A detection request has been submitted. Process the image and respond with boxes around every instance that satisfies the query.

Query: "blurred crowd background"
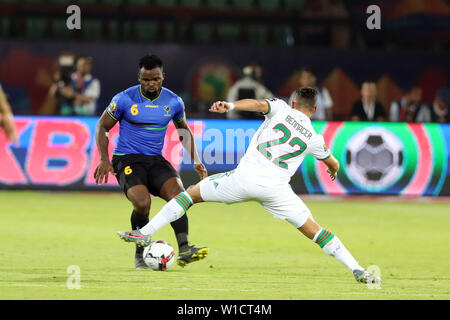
[0,0,449,122]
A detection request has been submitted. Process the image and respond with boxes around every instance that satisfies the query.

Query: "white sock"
[314,228,363,271]
[139,192,193,236]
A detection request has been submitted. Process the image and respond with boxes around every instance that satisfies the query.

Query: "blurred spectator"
[430,88,450,123]
[50,55,100,116]
[226,63,273,120]
[389,86,430,122]
[0,83,18,143]
[288,67,333,120]
[350,81,386,121]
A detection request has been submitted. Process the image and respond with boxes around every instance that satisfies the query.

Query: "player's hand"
[0,113,18,144]
[94,160,116,185]
[327,169,337,181]
[194,163,208,180]
[209,101,231,114]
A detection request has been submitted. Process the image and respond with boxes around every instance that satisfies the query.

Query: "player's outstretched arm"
[0,85,18,143]
[174,118,207,180]
[209,99,269,114]
[322,155,340,181]
[94,111,117,184]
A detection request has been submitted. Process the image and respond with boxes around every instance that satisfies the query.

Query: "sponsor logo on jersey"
[145,104,158,108]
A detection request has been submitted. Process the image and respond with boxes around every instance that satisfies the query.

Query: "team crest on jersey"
[164,105,171,116]
[108,101,117,113]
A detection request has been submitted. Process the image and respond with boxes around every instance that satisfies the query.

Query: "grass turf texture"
[0,191,449,300]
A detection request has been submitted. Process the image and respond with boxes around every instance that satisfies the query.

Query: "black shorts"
[112,154,180,197]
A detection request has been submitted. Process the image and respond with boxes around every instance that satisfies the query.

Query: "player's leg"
[122,170,243,240]
[127,185,151,229]
[158,176,191,251]
[136,181,200,237]
[298,218,380,284]
[145,157,209,266]
[161,179,209,267]
[158,176,209,266]
[262,186,380,284]
[144,158,192,251]
[112,159,152,269]
[126,184,152,259]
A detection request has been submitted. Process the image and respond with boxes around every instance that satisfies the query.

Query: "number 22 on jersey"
[257,123,307,169]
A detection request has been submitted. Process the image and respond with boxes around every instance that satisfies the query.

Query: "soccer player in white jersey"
[118,87,381,284]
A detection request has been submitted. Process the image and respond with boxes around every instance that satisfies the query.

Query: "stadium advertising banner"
[1,117,449,196]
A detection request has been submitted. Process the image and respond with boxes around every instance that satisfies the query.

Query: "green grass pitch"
[0,191,449,300]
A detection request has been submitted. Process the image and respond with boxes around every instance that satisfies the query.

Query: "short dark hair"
[139,54,163,70]
[295,87,318,110]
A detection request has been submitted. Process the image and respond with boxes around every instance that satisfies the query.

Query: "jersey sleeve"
[173,96,185,122]
[106,93,126,121]
[309,134,331,161]
[263,98,288,118]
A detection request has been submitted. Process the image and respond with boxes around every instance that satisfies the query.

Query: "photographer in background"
[226,62,273,120]
[50,55,100,116]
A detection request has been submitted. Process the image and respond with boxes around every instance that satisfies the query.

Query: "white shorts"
[199,168,312,228]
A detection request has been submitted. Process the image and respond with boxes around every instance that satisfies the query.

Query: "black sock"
[131,210,149,255]
[171,214,189,251]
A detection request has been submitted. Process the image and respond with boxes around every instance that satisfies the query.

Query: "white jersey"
[237,98,330,186]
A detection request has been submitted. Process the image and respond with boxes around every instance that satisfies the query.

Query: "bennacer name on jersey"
[285,115,313,140]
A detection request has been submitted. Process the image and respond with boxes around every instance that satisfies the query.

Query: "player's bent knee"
[187,184,203,203]
[131,196,151,213]
[159,177,185,201]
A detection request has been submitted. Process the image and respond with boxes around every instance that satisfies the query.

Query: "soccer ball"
[346,128,403,190]
[142,240,175,271]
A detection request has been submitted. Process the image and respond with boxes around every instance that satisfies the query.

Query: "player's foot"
[135,251,149,270]
[176,245,210,268]
[117,228,151,247]
[353,269,382,284]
